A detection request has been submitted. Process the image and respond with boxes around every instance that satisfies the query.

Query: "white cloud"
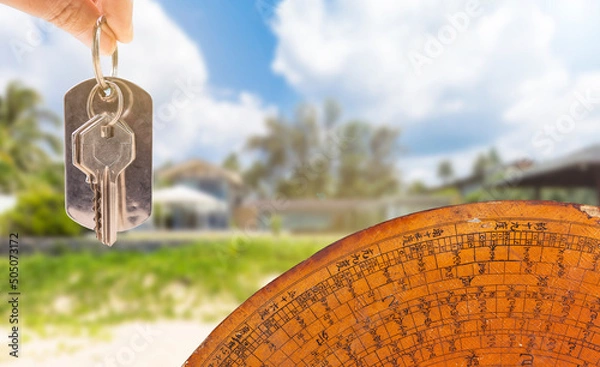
[501,71,600,159]
[0,0,274,165]
[271,0,600,184]
[272,0,562,123]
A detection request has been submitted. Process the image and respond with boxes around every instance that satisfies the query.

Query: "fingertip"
[99,30,117,55]
[118,24,133,44]
[103,0,134,43]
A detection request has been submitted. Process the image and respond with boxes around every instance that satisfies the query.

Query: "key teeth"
[92,183,103,241]
[92,183,114,247]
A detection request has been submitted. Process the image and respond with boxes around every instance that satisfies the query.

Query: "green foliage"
[1,236,329,334]
[544,188,596,204]
[464,186,597,204]
[270,214,282,235]
[243,161,268,195]
[366,125,401,195]
[331,121,368,197]
[464,189,489,203]
[222,152,241,172]
[408,180,428,194]
[0,81,61,193]
[437,160,454,184]
[333,121,401,198]
[472,147,502,178]
[245,101,401,199]
[2,188,82,236]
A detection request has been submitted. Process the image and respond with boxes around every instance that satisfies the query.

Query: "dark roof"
[506,145,600,188]
[445,174,483,189]
[435,159,534,191]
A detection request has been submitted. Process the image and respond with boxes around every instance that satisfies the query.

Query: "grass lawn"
[7,234,337,336]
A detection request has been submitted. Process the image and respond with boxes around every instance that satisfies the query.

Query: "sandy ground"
[0,321,219,367]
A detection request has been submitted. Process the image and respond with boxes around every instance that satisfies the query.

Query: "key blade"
[100,166,118,246]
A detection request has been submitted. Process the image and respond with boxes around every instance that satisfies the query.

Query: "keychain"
[64,16,153,246]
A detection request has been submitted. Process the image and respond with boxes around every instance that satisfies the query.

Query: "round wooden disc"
[184,201,600,366]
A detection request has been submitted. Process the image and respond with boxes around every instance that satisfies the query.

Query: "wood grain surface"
[184,201,600,366]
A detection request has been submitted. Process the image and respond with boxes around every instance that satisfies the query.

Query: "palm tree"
[245,116,290,187]
[222,152,241,172]
[437,160,454,185]
[472,148,502,178]
[246,103,327,198]
[245,101,402,199]
[0,82,61,193]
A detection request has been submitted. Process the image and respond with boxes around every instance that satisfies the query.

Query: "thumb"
[1,0,116,54]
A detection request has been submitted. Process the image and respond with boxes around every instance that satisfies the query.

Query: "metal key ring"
[92,15,119,98]
[87,80,124,127]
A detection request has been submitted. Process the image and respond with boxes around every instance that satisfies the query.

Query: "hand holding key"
[65,16,152,246]
[0,0,133,54]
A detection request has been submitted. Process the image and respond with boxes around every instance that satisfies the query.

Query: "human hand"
[0,0,133,54]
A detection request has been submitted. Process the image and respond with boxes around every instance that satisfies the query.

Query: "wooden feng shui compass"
[184,201,600,366]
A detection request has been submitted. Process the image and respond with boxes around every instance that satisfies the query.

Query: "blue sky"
[158,0,296,112]
[2,0,600,186]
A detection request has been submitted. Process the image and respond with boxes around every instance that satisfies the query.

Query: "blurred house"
[153,159,244,230]
[154,185,228,229]
[150,159,458,233]
[435,145,600,205]
[495,144,600,202]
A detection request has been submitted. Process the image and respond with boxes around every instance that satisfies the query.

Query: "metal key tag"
[64,16,152,243]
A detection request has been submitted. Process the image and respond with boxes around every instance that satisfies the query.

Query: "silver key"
[74,116,136,245]
[64,16,152,244]
[65,78,153,233]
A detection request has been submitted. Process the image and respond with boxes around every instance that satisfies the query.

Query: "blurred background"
[2,0,600,365]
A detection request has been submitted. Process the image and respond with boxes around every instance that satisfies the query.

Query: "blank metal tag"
[64,77,152,231]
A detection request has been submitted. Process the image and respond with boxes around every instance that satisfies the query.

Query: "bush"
[1,188,82,236]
